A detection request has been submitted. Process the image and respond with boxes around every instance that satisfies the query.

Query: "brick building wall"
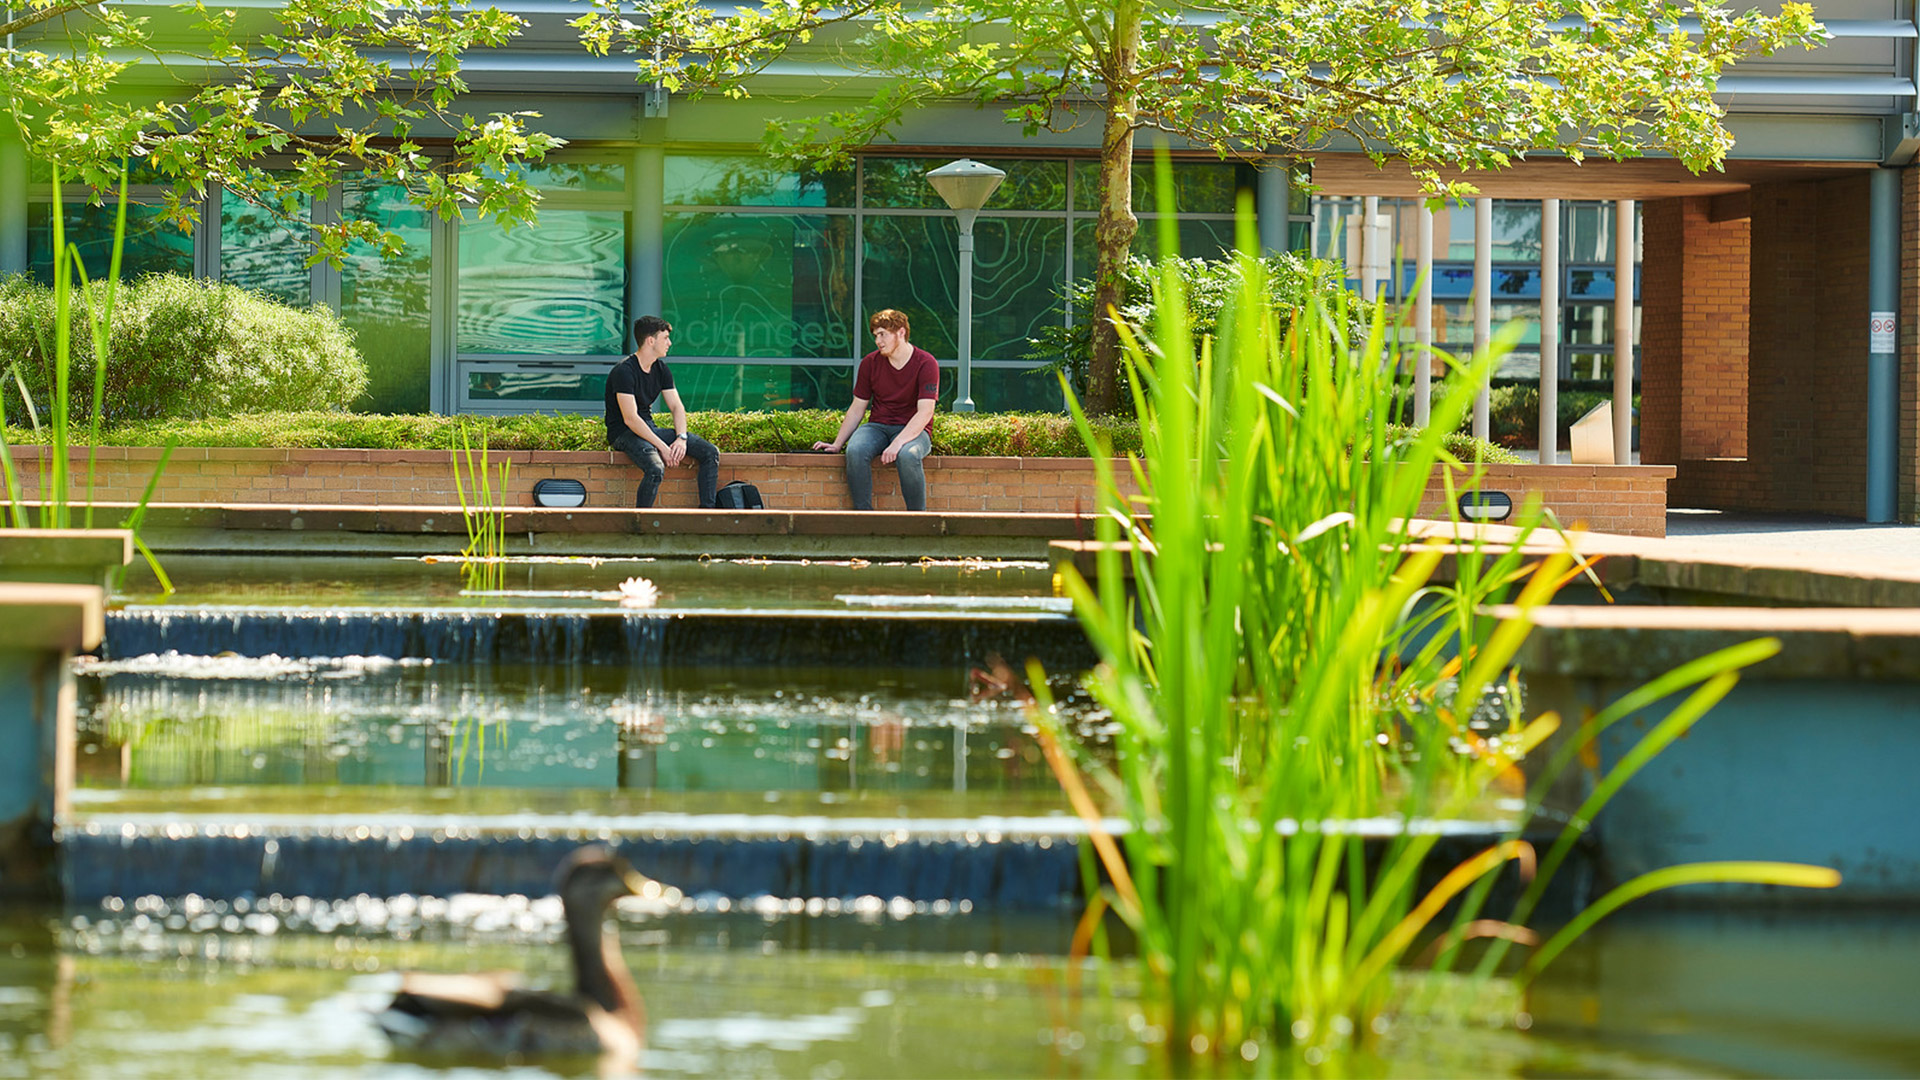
[1649,174,1880,517]
[7,447,1676,536]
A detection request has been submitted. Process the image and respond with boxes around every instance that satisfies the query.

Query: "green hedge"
[0,274,368,425]
[4,408,1521,463]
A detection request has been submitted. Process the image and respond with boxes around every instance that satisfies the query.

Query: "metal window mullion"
[431,212,457,414]
[853,156,865,352]
[311,184,342,311]
[197,184,222,281]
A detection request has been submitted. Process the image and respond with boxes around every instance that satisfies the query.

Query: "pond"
[3,904,1915,1078]
[36,552,1918,1078]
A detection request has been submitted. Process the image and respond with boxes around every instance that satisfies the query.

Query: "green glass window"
[863,158,1066,211]
[457,210,627,355]
[953,368,1065,412]
[341,182,432,413]
[667,362,855,413]
[1070,217,1238,278]
[221,187,311,306]
[863,214,1067,364]
[27,201,193,284]
[487,161,627,193]
[467,368,609,402]
[662,213,857,359]
[1287,162,1312,216]
[1072,159,1254,213]
[665,156,854,208]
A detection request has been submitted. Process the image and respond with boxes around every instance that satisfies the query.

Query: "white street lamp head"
[925,159,1006,212]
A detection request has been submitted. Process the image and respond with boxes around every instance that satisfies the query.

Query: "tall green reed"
[0,169,175,591]
[1035,157,1835,1062]
[452,420,510,592]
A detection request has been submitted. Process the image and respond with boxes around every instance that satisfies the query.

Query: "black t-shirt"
[604,354,676,443]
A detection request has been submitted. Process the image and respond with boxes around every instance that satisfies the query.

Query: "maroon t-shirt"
[853,346,940,425]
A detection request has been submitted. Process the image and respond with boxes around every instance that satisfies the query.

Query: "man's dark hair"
[633,315,672,346]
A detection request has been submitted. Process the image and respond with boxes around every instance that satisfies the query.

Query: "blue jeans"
[844,422,930,511]
[611,426,720,508]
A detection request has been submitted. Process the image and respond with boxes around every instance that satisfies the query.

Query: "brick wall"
[1641,198,1683,468]
[7,446,1676,537]
[1651,175,1880,517]
[1641,196,1750,469]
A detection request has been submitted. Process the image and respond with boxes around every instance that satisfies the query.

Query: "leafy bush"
[4,407,1520,462]
[1487,385,1639,450]
[0,273,368,425]
[1027,252,1372,416]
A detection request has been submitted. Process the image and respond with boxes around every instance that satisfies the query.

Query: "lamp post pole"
[955,208,978,412]
[926,159,1006,414]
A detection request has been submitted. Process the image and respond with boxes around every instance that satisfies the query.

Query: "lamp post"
[925,159,1006,413]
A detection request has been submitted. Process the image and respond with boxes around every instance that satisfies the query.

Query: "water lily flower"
[617,576,659,608]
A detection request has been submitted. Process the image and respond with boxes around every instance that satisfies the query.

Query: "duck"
[377,846,677,1069]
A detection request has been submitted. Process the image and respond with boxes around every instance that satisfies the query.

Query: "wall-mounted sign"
[1871,311,1896,354]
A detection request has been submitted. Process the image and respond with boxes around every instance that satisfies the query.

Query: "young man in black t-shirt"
[605,315,721,508]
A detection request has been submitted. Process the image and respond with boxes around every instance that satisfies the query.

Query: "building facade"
[0,0,1915,521]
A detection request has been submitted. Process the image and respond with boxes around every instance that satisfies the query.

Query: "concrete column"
[1867,167,1899,522]
[0,136,26,276]
[0,584,103,902]
[1541,198,1560,463]
[629,144,666,349]
[1614,199,1636,464]
[1256,160,1288,255]
[1473,197,1492,440]
[1414,204,1433,427]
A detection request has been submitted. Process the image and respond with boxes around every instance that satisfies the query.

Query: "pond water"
[3,904,1914,1079]
[43,554,1919,1078]
[73,655,1099,815]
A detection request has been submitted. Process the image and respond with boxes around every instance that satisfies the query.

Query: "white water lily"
[617,576,659,608]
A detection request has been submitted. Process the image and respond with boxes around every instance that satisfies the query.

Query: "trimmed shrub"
[0,273,368,425]
[4,408,1522,463]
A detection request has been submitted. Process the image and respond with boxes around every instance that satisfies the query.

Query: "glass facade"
[28,153,1633,417]
[1312,197,1641,381]
[341,181,432,413]
[27,199,193,284]
[456,210,627,356]
[220,184,311,306]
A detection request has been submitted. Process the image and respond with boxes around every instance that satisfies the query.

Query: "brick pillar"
[1642,195,1750,492]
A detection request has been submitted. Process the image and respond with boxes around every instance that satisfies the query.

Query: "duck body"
[376,847,667,1068]
[379,971,637,1060]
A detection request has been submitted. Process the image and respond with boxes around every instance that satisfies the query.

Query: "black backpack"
[714,480,764,510]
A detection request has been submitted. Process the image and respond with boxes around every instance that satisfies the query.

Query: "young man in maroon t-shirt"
[814,308,940,510]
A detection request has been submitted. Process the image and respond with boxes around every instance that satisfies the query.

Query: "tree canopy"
[579,0,1820,413]
[4,0,562,263]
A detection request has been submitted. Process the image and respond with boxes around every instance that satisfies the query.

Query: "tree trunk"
[1087,1,1141,417]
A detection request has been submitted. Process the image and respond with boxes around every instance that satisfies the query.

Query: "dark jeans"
[611,426,720,508]
[844,422,931,511]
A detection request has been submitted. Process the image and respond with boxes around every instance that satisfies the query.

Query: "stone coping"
[0,582,105,651]
[1509,603,1920,682]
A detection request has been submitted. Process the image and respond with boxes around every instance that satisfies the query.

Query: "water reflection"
[74,660,1101,799]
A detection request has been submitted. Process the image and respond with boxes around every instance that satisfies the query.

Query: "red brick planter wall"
[8,447,1674,536]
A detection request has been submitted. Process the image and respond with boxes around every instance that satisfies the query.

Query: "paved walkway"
[1666,508,1920,565]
